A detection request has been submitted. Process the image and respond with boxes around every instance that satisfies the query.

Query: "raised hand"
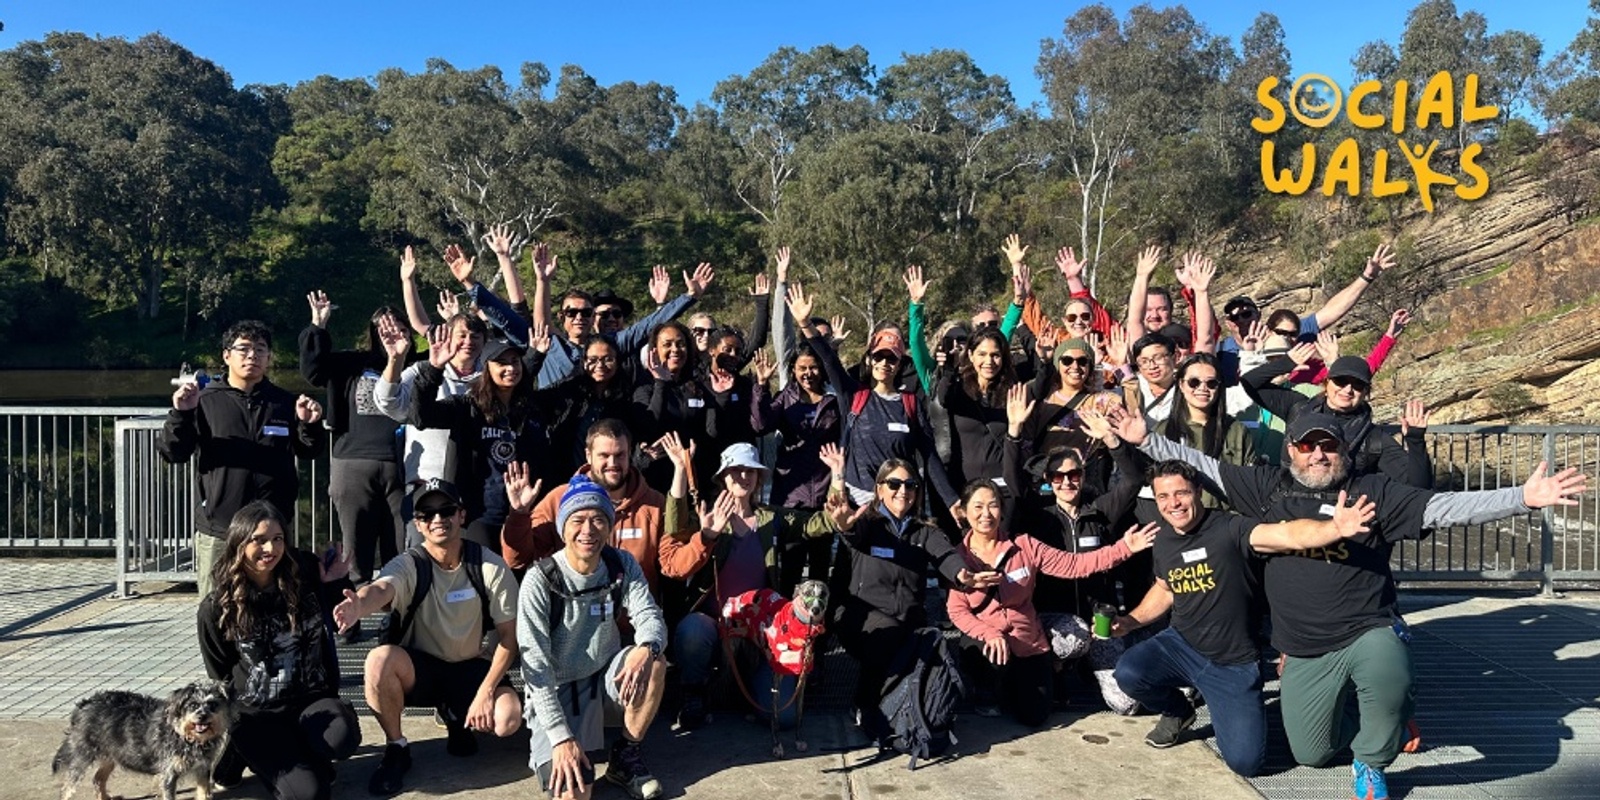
[749,273,770,297]
[531,242,558,282]
[443,244,476,287]
[295,395,323,424]
[436,290,460,321]
[1054,246,1085,281]
[785,283,814,323]
[750,349,777,385]
[683,262,715,297]
[698,491,737,538]
[1121,521,1159,553]
[1288,341,1318,366]
[1000,233,1028,268]
[1240,319,1268,352]
[1366,243,1397,278]
[1331,490,1376,539]
[1314,331,1340,366]
[825,491,867,531]
[660,432,695,470]
[1035,326,1058,362]
[643,348,672,381]
[172,381,201,412]
[774,246,791,283]
[1522,460,1589,509]
[903,265,932,304]
[1005,383,1035,430]
[1399,399,1430,436]
[829,314,852,345]
[426,324,462,369]
[1011,260,1032,303]
[1104,322,1128,367]
[504,461,543,514]
[482,223,523,260]
[1135,245,1162,278]
[818,443,846,475]
[648,264,670,305]
[1104,405,1148,445]
[710,369,735,394]
[1184,252,1216,292]
[376,314,413,360]
[1387,308,1412,338]
[307,290,333,328]
[528,323,552,354]
[400,246,418,282]
[1077,407,1115,443]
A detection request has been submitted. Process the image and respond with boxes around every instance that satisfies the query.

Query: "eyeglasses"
[1136,354,1171,367]
[1184,377,1220,390]
[1328,376,1370,392]
[1063,312,1093,324]
[691,327,715,336]
[1059,355,1092,368]
[870,350,901,364]
[413,505,459,521]
[562,307,594,319]
[226,344,270,357]
[597,309,625,320]
[583,355,617,368]
[1272,328,1297,339]
[879,477,921,492]
[1049,469,1084,484]
[1291,439,1341,454]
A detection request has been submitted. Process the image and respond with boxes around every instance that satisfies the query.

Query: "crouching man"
[519,476,668,800]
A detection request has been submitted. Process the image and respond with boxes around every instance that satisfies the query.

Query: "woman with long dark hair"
[541,335,652,479]
[198,501,360,800]
[634,320,719,493]
[934,326,1020,495]
[1161,353,1254,506]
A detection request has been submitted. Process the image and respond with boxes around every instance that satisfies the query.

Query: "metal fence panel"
[1,406,156,546]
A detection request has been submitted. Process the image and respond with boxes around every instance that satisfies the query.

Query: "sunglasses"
[879,477,921,492]
[1059,355,1092,368]
[562,307,594,319]
[870,350,901,364]
[1049,469,1084,484]
[597,309,625,320]
[1272,328,1297,339]
[413,505,459,521]
[1063,312,1093,324]
[1328,376,1370,392]
[973,319,998,330]
[1291,439,1341,455]
[1184,377,1221,390]
[1227,307,1259,321]
[691,327,715,336]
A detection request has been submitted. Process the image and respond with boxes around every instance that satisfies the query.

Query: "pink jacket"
[947,530,1133,657]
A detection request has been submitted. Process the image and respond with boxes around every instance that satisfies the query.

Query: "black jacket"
[411,358,551,526]
[159,379,325,536]
[540,376,654,481]
[298,325,417,460]
[829,510,964,634]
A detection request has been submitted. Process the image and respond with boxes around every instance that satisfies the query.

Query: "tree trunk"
[142,256,164,319]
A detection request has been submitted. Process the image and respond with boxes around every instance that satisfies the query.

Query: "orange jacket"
[500,465,667,593]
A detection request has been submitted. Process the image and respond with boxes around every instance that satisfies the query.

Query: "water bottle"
[171,363,211,389]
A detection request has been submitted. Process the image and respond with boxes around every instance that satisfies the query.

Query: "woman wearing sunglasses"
[1162,353,1255,506]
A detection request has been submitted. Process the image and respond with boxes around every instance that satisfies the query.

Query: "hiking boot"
[1352,758,1389,800]
[1401,718,1423,754]
[606,739,662,799]
[367,743,411,796]
[1144,707,1197,748]
[445,719,478,757]
[675,693,707,732]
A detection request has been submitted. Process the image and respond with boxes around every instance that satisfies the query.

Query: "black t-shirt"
[1215,464,1433,657]
[1153,509,1265,666]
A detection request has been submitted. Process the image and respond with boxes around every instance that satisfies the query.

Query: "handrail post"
[1540,431,1556,598]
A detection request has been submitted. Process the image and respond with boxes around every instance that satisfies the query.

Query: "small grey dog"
[52,680,235,800]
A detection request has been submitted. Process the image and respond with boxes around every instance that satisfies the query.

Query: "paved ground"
[3,558,1598,799]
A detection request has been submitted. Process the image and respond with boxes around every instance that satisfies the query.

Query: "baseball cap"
[1286,412,1346,445]
[481,339,524,365]
[1223,296,1258,316]
[1325,356,1373,385]
[868,329,907,360]
[411,478,462,508]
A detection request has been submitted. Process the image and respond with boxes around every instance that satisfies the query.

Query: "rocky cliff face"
[1218,140,1600,426]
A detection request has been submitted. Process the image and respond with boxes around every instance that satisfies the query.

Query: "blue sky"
[2,1,1588,111]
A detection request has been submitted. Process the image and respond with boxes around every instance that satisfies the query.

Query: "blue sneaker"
[1352,759,1389,800]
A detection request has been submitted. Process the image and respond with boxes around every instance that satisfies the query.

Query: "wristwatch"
[640,641,663,661]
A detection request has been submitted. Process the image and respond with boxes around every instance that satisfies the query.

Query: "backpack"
[845,387,919,442]
[876,627,966,769]
[537,546,628,624]
[383,540,493,647]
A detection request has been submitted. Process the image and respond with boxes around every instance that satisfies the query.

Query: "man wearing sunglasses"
[1115,410,1589,800]
[332,479,524,796]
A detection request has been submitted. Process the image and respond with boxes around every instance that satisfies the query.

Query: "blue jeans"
[673,612,720,687]
[1114,627,1267,777]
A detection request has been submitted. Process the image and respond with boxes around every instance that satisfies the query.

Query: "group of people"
[162,231,1588,800]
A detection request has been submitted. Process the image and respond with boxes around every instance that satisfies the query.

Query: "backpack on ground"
[537,546,628,624]
[877,627,966,769]
[383,540,493,646]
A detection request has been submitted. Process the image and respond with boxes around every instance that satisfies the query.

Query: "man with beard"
[1110,410,1588,800]
[500,419,668,594]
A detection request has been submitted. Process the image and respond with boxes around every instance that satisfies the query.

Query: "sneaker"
[367,742,411,796]
[675,693,707,732]
[1352,758,1389,800]
[974,702,1003,718]
[211,745,246,789]
[445,719,478,757]
[1144,708,1197,748]
[1401,718,1423,754]
[606,739,663,800]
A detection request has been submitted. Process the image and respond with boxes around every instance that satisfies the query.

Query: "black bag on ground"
[877,627,966,769]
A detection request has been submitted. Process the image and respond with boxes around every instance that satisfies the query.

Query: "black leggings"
[959,636,1055,728]
[231,697,361,800]
[832,610,916,737]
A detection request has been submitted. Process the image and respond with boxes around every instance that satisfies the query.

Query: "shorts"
[527,647,632,774]
[401,648,513,721]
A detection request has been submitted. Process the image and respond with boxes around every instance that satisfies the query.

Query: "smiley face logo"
[1289,74,1342,128]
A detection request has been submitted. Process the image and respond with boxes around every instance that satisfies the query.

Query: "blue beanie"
[556,475,615,535]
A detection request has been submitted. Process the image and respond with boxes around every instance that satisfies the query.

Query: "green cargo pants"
[1280,625,1414,769]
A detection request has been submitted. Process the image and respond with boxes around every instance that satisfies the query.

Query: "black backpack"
[383,541,493,646]
[537,546,628,624]
[877,627,966,769]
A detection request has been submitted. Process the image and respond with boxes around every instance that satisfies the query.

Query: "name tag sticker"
[870,546,896,559]
[991,477,1007,488]
[262,424,290,437]
[886,422,911,433]
[687,398,706,409]
[618,528,643,541]
[444,588,477,604]
[731,393,740,401]
[589,601,613,617]
[1318,504,1338,518]
[1078,536,1101,548]
[1181,547,1209,564]
[1006,566,1031,583]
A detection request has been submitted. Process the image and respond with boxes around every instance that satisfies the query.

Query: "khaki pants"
[195,531,224,599]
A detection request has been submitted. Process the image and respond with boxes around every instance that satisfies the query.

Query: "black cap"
[591,289,635,319]
[1325,356,1373,385]
[1286,412,1346,445]
[1223,296,1258,316]
[411,478,462,507]
[480,339,523,365]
